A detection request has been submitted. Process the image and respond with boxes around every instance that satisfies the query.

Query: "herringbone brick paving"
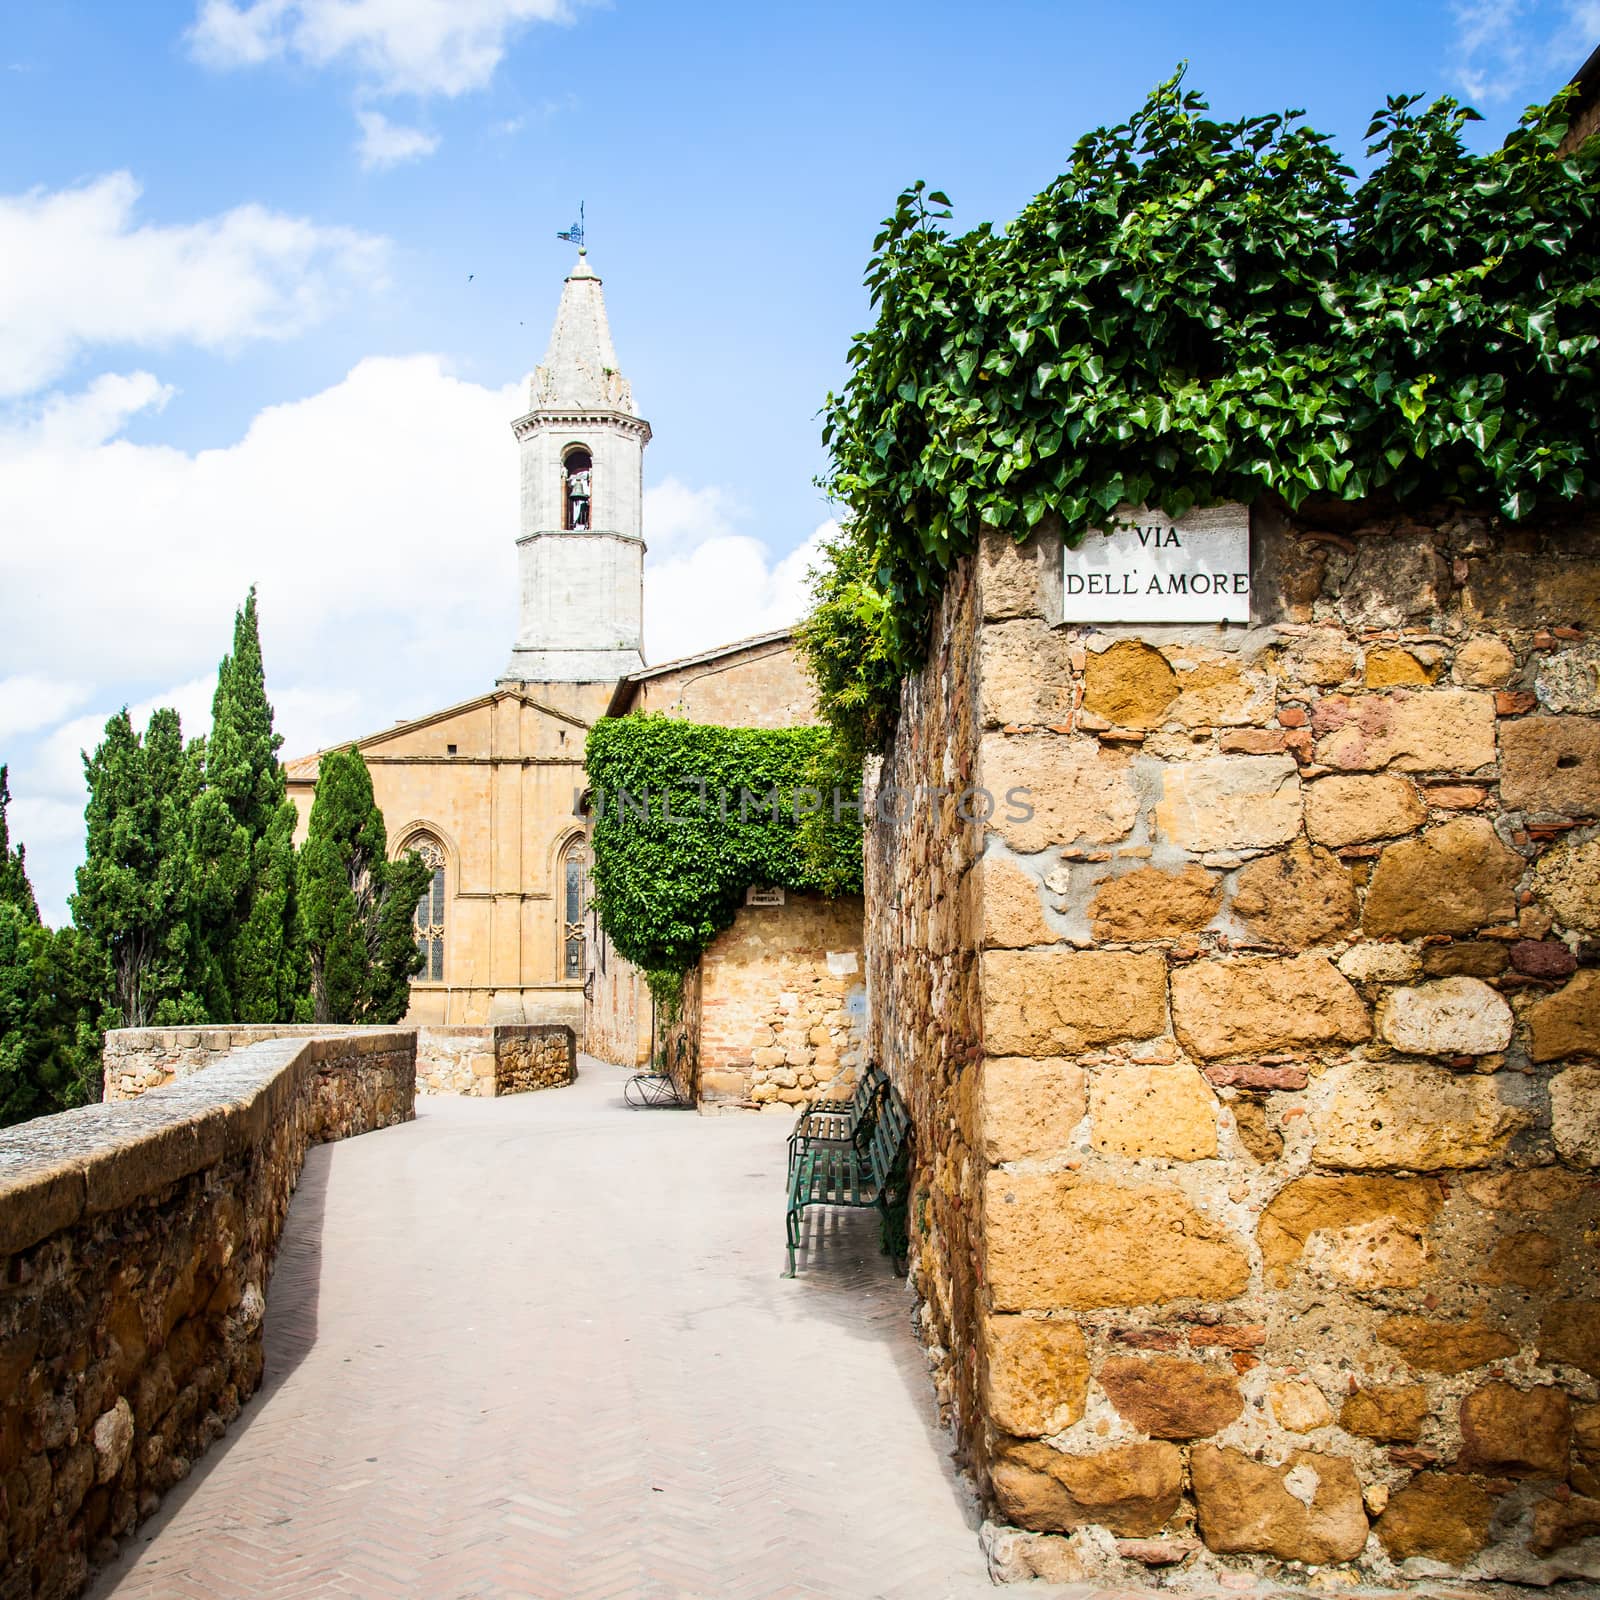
[88,1060,1015,1599]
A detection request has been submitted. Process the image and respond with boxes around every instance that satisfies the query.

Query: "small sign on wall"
[745,886,786,907]
[1061,503,1251,624]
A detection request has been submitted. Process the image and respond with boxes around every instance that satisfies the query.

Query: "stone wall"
[491,1025,576,1095]
[0,1031,414,1599]
[868,502,1600,1585]
[697,894,869,1110]
[107,1024,575,1102]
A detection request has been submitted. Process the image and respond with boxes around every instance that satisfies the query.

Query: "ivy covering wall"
[800,73,1600,756]
[585,717,863,983]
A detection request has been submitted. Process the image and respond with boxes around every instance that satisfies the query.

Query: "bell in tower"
[501,249,650,685]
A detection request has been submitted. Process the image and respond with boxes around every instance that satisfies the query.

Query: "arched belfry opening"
[563,447,592,530]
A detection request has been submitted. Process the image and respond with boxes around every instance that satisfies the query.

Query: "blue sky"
[1,0,1594,924]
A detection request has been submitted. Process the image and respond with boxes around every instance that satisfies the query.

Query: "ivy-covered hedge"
[585,717,863,979]
[801,73,1600,755]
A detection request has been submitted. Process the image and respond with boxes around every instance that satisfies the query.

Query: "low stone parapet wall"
[102,1024,367,1101]
[1,1030,414,1598]
[492,1025,575,1095]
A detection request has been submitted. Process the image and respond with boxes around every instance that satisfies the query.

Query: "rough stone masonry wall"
[107,1023,574,1102]
[697,895,868,1110]
[0,1031,414,1600]
[867,502,1600,1587]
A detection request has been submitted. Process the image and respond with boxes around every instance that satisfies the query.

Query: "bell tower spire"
[501,249,650,685]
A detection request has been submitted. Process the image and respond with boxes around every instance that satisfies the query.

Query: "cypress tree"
[297,746,429,1024]
[191,588,305,1021]
[1,775,98,1123]
[74,708,204,1027]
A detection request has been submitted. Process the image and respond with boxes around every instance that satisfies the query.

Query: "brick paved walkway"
[89,1060,1008,1599]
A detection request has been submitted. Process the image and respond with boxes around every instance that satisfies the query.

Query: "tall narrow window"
[563,447,592,530]
[410,838,446,983]
[562,841,587,980]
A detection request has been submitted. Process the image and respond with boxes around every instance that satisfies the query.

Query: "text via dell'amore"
[1061,503,1252,624]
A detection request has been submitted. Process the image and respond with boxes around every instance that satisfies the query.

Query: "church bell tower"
[501,250,649,684]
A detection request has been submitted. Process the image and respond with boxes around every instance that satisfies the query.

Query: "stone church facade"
[285,253,825,1045]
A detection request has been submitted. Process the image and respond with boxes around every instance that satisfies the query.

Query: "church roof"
[604,629,796,717]
[528,251,635,414]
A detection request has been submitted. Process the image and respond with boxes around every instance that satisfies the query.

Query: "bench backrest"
[866,1089,911,1188]
[851,1064,887,1117]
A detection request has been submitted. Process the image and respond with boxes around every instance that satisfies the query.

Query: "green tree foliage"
[585,717,864,978]
[73,708,205,1028]
[1,772,100,1123]
[806,74,1600,753]
[297,745,428,1024]
[190,589,306,1021]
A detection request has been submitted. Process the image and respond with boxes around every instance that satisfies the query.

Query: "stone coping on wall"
[3,1032,411,1258]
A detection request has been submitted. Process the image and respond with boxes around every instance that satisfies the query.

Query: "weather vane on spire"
[557,202,585,252]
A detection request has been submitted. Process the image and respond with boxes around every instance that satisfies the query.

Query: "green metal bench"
[783,1080,910,1278]
[786,1063,887,1174]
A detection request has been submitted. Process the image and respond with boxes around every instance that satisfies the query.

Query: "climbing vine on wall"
[585,717,864,978]
[800,71,1600,755]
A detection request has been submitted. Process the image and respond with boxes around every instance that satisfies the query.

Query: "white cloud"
[0,676,92,743]
[188,0,578,97]
[0,355,820,923]
[643,522,832,665]
[0,173,387,399]
[1448,0,1597,103]
[356,109,441,168]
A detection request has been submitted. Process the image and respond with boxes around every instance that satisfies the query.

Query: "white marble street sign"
[1061,503,1252,624]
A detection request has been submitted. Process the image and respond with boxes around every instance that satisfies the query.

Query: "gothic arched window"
[410,837,446,983]
[563,446,592,530]
[561,839,587,980]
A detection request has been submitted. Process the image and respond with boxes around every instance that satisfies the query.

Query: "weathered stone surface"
[1486,1229,1561,1289]
[1233,1098,1283,1162]
[1531,1494,1600,1556]
[1083,641,1178,729]
[1551,1066,1600,1165]
[1510,938,1579,979]
[1171,955,1370,1059]
[1536,641,1600,714]
[1376,1473,1496,1564]
[1088,865,1221,942]
[982,1316,1090,1438]
[1305,774,1428,848]
[979,524,1055,619]
[1342,534,1450,627]
[981,735,1140,854]
[1501,716,1600,817]
[1270,1380,1333,1433]
[1533,834,1600,936]
[1098,1356,1243,1439]
[1281,631,1360,687]
[1154,755,1302,853]
[1203,1059,1307,1090]
[1378,1314,1519,1374]
[1090,1064,1218,1161]
[1378,977,1514,1056]
[1420,940,1510,979]
[991,1439,1185,1536]
[1190,1446,1369,1565]
[1363,819,1524,938]
[1313,1063,1530,1171]
[1459,1382,1572,1475]
[1168,654,1273,729]
[981,857,1057,949]
[983,951,1167,1056]
[1366,647,1434,687]
[1340,1385,1429,1443]
[1454,636,1516,688]
[91,1398,133,1484]
[1314,689,1496,774]
[984,1171,1250,1310]
[981,1057,1087,1162]
[1340,942,1424,983]
[1466,1166,1586,1212]
[1466,553,1600,630]
[1541,1301,1600,1379]
[1258,1175,1443,1287]
[1232,842,1358,947]
[980,619,1077,728]
[1528,972,1600,1065]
